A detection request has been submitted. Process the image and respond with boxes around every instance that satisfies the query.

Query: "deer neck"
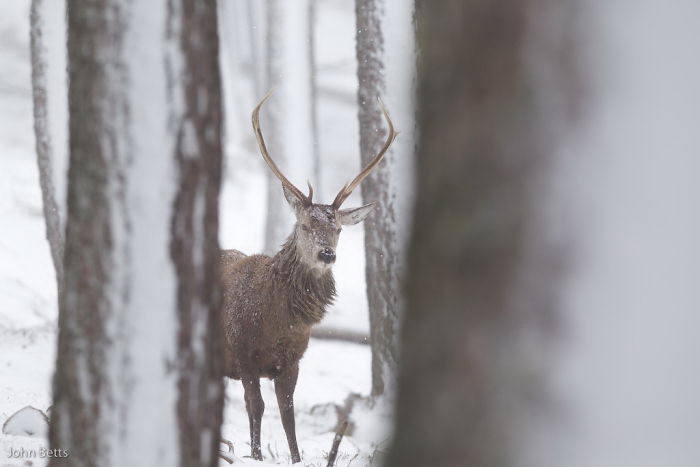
[270,231,336,326]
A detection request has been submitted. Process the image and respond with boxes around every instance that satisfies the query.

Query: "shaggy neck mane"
[270,229,336,325]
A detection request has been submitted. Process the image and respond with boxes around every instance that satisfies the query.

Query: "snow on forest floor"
[0,330,386,466]
[0,331,55,466]
[220,341,389,466]
[1,1,383,465]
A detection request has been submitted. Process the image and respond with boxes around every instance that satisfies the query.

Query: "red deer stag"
[220,93,396,463]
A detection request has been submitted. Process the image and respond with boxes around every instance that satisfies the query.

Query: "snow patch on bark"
[264,0,316,253]
[101,1,181,464]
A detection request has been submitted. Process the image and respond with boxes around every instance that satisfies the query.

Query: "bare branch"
[220,438,234,453]
[326,420,349,467]
[311,326,369,345]
[218,438,234,464]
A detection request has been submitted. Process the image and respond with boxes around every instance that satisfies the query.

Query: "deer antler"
[332,97,397,209]
[252,91,312,206]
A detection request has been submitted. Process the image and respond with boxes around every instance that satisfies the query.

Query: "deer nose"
[318,248,336,264]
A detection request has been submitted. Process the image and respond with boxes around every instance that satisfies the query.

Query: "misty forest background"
[1,0,699,467]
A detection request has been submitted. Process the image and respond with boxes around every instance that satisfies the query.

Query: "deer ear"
[283,185,304,213]
[339,203,375,225]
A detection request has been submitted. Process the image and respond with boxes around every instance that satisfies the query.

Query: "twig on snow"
[326,420,348,467]
[311,326,368,345]
[219,438,234,464]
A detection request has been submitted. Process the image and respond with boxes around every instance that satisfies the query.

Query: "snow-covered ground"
[220,340,384,466]
[1,1,384,465]
[0,333,377,466]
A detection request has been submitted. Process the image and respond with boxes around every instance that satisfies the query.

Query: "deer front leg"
[275,364,301,463]
[242,376,264,461]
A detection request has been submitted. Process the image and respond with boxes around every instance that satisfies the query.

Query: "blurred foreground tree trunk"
[387,1,579,466]
[355,0,416,398]
[263,0,316,254]
[50,1,224,466]
[29,0,68,301]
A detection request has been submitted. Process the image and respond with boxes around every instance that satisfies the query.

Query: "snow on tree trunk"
[387,1,578,466]
[29,0,68,301]
[49,1,224,466]
[218,0,257,154]
[308,0,321,198]
[354,0,416,398]
[246,0,266,99]
[263,0,316,254]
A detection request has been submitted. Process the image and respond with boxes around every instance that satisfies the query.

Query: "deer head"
[252,92,397,271]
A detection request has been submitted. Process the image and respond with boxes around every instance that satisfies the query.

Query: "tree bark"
[354,0,416,397]
[49,1,224,466]
[387,1,578,466]
[308,0,321,197]
[246,0,266,99]
[263,0,316,254]
[29,0,67,301]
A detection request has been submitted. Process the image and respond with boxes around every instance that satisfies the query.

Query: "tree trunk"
[29,0,68,301]
[49,1,224,466]
[308,0,321,198]
[387,1,578,466]
[246,0,266,99]
[218,0,259,152]
[263,0,316,254]
[354,0,416,398]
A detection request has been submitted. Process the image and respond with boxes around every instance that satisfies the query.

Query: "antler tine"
[306,181,314,204]
[332,97,397,209]
[252,91,309,205]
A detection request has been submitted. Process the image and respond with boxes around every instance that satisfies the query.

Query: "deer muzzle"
[318,248,336,264]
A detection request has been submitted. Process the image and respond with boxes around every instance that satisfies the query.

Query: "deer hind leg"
[242,376,264,461]
[275,364,301,463]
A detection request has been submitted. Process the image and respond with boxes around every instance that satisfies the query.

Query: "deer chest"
[251,331,310,379]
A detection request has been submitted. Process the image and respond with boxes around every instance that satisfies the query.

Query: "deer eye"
[301,224,310,232]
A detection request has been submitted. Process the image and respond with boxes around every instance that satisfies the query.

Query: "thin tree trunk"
[263,0,288,254]
[308,0,321,197]
[49,1,224,466]
[387,1,578,466]
[218,0,255,151]
[246,0,265,99]
[355,0,416,398]
[264,0,315,254]
[29,0,66,301]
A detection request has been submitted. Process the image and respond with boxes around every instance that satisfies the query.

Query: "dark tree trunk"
[49,1,224,466]
[30,0,64,301]
[387,1,579,466]
[355,0,415,398]
[173,1,225,464]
